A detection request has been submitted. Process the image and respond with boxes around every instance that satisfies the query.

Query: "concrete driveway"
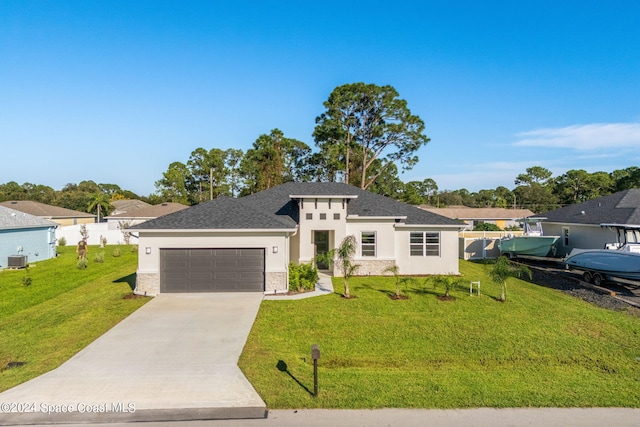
[0,293,266,425]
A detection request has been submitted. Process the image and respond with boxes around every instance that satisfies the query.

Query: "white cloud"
[513,123,640,150]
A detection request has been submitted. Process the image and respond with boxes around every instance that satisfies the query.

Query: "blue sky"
[1,1,639,196]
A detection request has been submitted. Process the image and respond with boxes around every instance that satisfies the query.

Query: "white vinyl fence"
[55,223,138,247]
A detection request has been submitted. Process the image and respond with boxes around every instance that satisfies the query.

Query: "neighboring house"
[0,200,96,227]
[420,205,535,231]
[539,189,640,257]
[110,199,152,216]
[0,206,57,270]
[105,202,189,230]
[131,182,464,295]
[58,203,188,246]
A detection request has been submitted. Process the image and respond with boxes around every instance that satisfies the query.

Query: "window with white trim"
[410,231,440,256]
[361,231,376,257]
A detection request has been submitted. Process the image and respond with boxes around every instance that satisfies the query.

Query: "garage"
[160,248,265,292]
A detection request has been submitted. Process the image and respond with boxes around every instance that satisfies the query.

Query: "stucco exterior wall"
[0,227,57,270]
[296,197,348,263]
[543,222,616,257]
[395,227,460,275]
[136,231,291,293]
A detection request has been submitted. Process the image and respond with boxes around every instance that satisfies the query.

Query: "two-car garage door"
[160,248,265,292]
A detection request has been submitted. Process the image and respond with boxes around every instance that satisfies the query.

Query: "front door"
[314,231,330,270]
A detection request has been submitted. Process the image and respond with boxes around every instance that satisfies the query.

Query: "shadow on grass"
[113,273,136,291]
[276,360,314,397]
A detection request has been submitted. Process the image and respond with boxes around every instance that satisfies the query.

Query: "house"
[131,182,464,295]
[419,205,535,231]
[105,202,188,230]
[538,189,640,257]
[0,200,96,227]
[110,199,152,216]
[0,206,58,270]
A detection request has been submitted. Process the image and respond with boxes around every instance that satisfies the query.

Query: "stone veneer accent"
[135,271,287,296]
[135,272,159,296]
[265,271,288,293]
[353,259,396,276]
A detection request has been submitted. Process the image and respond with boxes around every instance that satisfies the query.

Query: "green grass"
[239,260,640,408]
[0,246,149,392]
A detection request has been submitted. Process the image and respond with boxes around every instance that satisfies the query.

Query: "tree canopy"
[313,83,429,190]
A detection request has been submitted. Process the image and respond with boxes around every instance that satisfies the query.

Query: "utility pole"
[210,168,213,200]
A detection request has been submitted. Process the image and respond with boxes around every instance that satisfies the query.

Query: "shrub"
[112,248,121,258]
[473,222,502,231]
[288,262,318,292]
[22,267,32,286]
[58,237,67,247]
[77,259,88,270]
[94,252,105,263]
[131,245,138,253]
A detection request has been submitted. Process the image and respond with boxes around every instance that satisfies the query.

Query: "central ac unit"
[8,255,28,268]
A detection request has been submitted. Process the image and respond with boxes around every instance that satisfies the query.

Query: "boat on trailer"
[498,217,560,258]
[564,224,640,286]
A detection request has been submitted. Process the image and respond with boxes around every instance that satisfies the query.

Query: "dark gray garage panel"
[160,248,265,292]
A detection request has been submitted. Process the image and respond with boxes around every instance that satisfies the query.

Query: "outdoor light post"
[312,344,320,397]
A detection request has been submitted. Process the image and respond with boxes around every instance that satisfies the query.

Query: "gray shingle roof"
[0,200,95,218]
[132,182,463,230]
[131,196,296,230]
[539,189,640,226]
[0,206,58,230]
[107,202,188,220]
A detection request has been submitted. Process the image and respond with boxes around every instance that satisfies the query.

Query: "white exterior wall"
[136,230,291,294]
[56,223,132,246]
[296,198,348,263]
[347,219,397,259]
[395,227,460,275]
[543,222,617,257]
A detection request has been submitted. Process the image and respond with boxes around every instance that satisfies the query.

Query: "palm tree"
[383,264,414,299]
[489,256,532,302]
[433,274,460,299]
[87,192,112,223]
[336,235,359,298]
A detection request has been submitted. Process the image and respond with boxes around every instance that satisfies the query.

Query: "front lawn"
[0,245,148,392]
[239,260,640,408]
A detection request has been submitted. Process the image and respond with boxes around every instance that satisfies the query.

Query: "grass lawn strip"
[239,260,640,408]
[0,246,149,392]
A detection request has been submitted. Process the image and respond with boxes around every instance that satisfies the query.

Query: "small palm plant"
[489,256,532,302]
[383,265,413,299]
[336,235,359,298]
[316,235,360,298]
[433,274,460,300]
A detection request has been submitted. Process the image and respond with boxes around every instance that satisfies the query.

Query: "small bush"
[288,262,318,292]
[94,252,105,263]
[22,267,32,286]
[131,244,138,253]
[112,248,121,257]
[58,237,67,247]
[77,259,88,270]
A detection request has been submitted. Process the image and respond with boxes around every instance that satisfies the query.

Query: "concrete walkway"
[264,272,334,300]
[0,293,266,425]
